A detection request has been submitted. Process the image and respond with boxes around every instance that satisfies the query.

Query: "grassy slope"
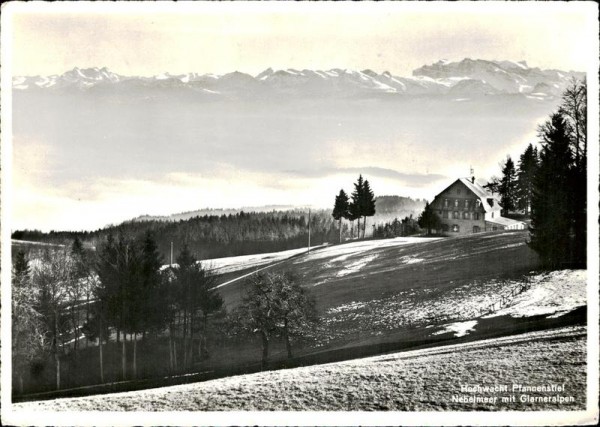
[16,231,587,402]
[15,326,585,411]
[217,231,541,347]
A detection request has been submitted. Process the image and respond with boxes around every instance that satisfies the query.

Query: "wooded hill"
[14,197,425,261]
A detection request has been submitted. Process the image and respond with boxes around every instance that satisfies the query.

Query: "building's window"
[457,188,462,194]
[491,212,494,218]
[473,226,480,233]
[454,199,459,208]
[453,211,459,219]
[443,210,448,219]
[452,224,460,232]
[442,224,449,232]
[444,199,448,208]
[474,213,480,220]
[463,211,469,219]
[492,226,498,231]
[476,200,481,208]
[465,200,470,209]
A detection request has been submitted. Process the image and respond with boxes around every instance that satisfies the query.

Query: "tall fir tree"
[418,202,442,235]
[516,143,539,215]
[350,175,364,238]
[360,180,376,238]
[332,189,350,243]
[499,156,517,215]
[530,113,573,268]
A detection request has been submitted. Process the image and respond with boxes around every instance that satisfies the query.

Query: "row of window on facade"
[439,210,482,220]
[443,198,481,210]
[441,224,483,233]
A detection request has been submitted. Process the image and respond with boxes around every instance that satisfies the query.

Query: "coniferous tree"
[418,202,442,235]
[350,175,364,238]
[483,176,501,195]
[530,113,573,267]
[332,189,350,243]
[499,156,517,215]
[530,79,587,268]
[516,144,539,215]
[171,245,222,368]
[95,234,140,379]
[360,180,376,238]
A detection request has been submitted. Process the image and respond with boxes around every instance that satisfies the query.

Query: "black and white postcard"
[1,1,598,426]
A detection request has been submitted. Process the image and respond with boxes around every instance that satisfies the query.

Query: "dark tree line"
[12,210,340,261]
[485,147,539,218]
[530,79,587,268]
[332,175,376,241]
[374,215,422,238]
[485,79,586,268]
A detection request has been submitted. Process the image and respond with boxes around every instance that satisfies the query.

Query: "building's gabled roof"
[485,216,526,227]
[433,177,502,213]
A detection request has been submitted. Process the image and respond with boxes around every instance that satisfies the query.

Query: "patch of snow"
[202,246,320,274]
[336,254,378,277]
[327,301,367,314]
[399,256,424,264]
[454,98,470,102]
[498,242,526,249]
[202,89,220,94]
[156,73,169,80]
[484,270,586,318]
[518,84,533,93]
[432,320,478,337]
[298,237,442,264]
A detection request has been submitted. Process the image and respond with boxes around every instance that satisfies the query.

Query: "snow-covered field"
[300,237,442,263]
[321,269,586,343]
[200,246,319,274]
[163,237,440,277]
[14,326,586,411]
[484,270,586,318]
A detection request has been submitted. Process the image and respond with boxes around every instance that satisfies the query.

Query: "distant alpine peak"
[13,60,583,97]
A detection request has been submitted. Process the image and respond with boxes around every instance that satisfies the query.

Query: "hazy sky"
[8,2,595,77]
[3,2,599,231]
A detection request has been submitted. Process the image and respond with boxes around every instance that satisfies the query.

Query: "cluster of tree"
[12,210,339,261]
[485,145,539,217]
[373,215,421,239]
[485,79,587,268]
[530,79,587,268]
[12,235,319,393]
[332,175,376,242]
[229,271,317,368]
[12,240,96,392]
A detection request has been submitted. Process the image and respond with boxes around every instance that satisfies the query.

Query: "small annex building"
[430,177,526,235]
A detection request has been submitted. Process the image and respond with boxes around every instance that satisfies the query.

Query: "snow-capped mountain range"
[13,58,583,98]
